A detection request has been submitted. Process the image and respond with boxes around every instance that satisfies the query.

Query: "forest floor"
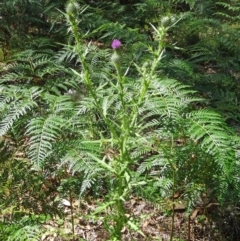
[39,195,236,241]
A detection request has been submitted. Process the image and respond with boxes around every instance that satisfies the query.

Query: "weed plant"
[0,0,240,240]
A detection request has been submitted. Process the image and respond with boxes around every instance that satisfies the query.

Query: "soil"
[40,196,238,241]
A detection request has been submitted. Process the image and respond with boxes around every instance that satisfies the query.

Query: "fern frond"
[60,141,103,195]
[215,1,240,22]
[7,225,41,241]
[137,79,199,131]
[153,177,173,197]
[26,115,64,168]
[25,95,74,168]
[0,87,41,136]
[56,45,79,64]
[43,94,74,114]
[186,109,234,163]
[0,101,34,136]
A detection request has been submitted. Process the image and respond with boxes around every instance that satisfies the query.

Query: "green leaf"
[86,152,116,174]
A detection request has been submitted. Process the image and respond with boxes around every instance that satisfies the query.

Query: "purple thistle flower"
[111,39,122,49]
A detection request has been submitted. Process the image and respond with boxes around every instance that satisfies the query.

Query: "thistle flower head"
[111,39,122,49]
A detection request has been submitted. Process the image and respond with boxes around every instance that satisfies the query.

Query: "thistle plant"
[64,1,170,239]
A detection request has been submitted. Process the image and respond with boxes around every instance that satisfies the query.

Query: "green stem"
[69,191,75,236]
[129,36,165,130]
[170,165,176,241]
[115,176,124,238]
[67,5,130,240]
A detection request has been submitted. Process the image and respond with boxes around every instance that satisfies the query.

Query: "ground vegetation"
[0,0,240,240]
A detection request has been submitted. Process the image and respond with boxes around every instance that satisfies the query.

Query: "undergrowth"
[0,0,240,240]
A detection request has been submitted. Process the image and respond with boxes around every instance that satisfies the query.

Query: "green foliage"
[0,0,240,240]
[7,225,42,241]
[215,0,240,22]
